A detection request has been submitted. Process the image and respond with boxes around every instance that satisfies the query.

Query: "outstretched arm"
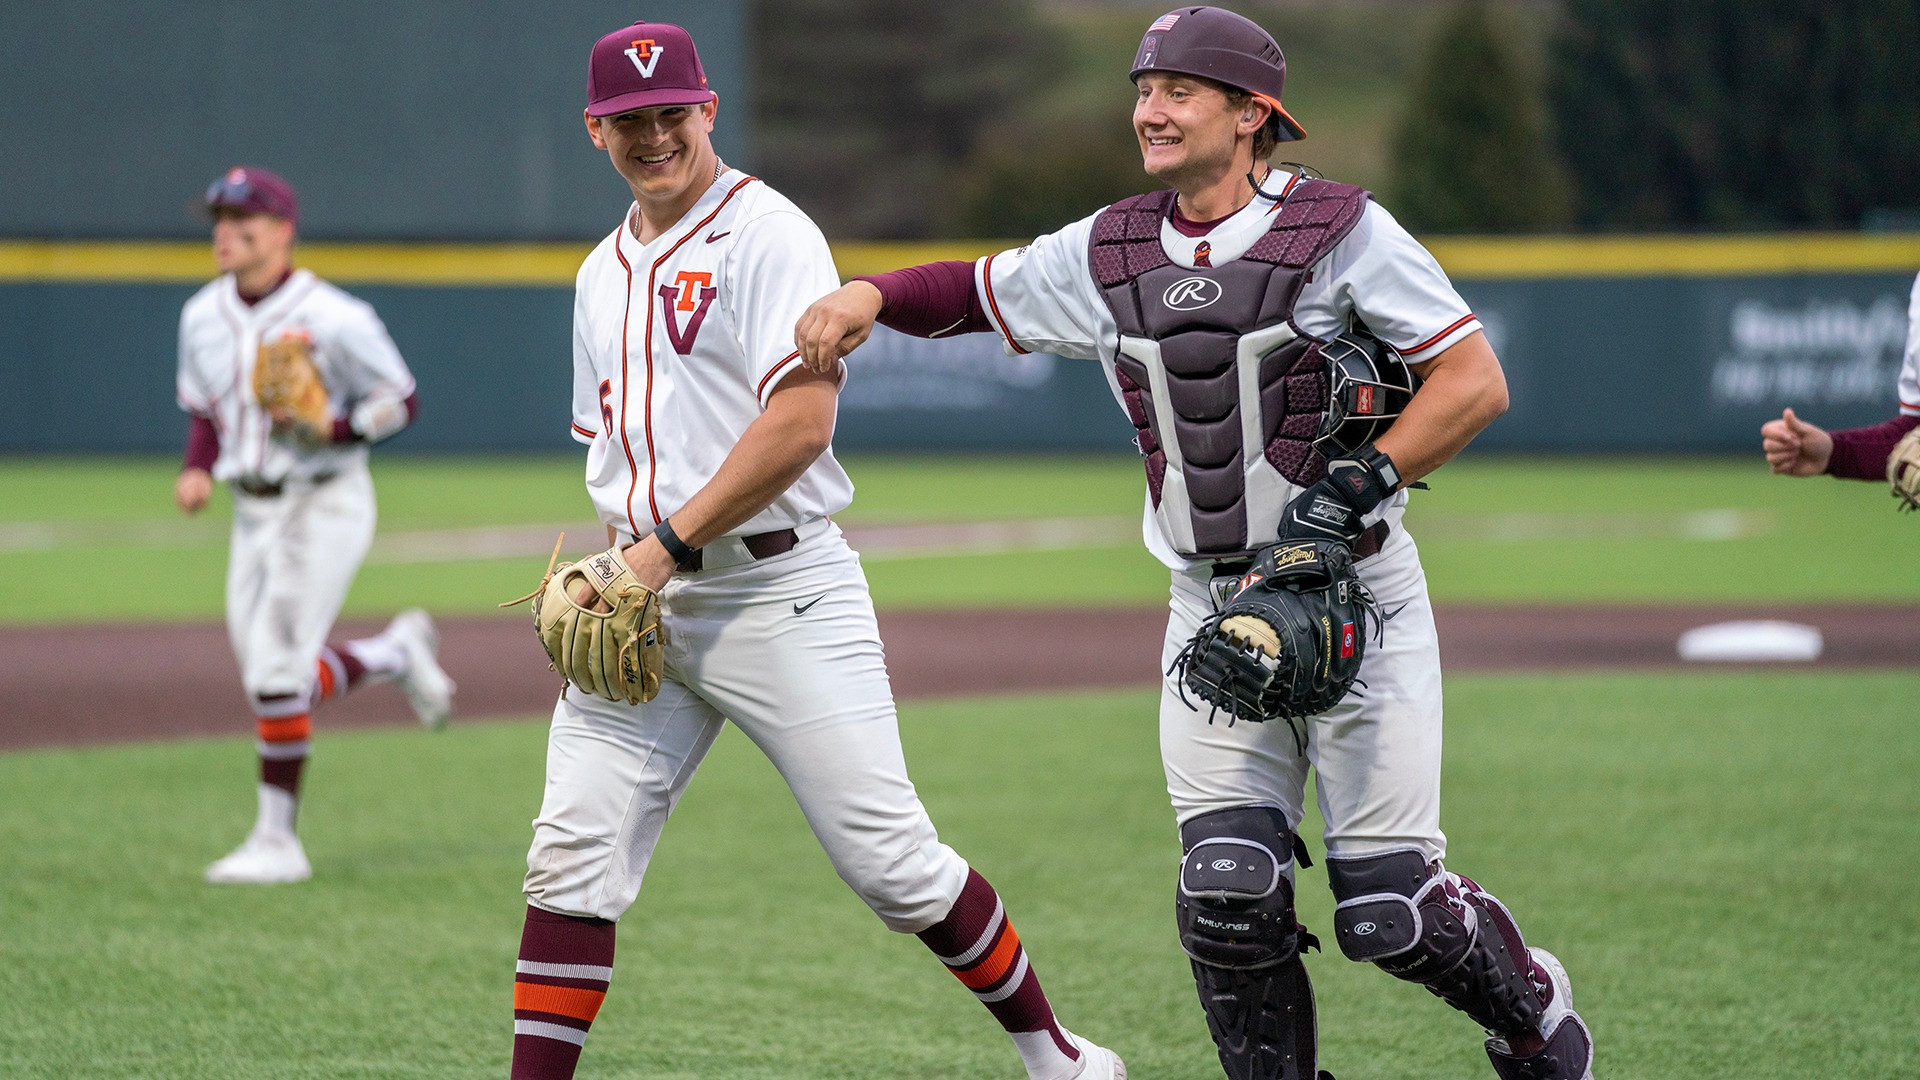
[1763,407,1919,480]
[796,260,989,373]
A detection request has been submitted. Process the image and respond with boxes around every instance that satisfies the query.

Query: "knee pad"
[1327,849,1544,1037]
[1176,806,1312,970]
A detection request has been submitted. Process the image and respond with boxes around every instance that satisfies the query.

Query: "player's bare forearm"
[656,368,840,549]
[1375,331,1507,483]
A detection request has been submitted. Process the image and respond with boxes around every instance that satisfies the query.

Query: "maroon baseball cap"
[587,22,715,117]
[203,166,299,224]
[1133,7,1307,142]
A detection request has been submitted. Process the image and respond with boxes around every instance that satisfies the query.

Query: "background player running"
[176,166,454,885]
[796,8,1593,1079]
[503,22,1123,1080]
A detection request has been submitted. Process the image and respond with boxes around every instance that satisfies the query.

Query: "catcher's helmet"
[1131,7,1306,141]
[1315,330,1419,456]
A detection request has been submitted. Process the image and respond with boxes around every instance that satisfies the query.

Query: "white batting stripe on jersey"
[571,169,852,541]
[1900,271,1920,416]
[176,268,415,484]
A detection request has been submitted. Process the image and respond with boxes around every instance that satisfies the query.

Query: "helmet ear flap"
[1315,330,1420,456]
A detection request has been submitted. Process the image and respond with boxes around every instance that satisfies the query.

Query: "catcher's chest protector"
[1090,180,1370,558]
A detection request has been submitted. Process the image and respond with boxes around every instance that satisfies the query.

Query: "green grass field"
[4,453,1918,1078]
[1,454,1916,623]
[3,673,1918,1078]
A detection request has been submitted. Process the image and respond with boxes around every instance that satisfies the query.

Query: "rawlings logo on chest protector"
[1089,180,1373,558]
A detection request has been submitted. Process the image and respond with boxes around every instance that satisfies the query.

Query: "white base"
[1677,620,1823,663]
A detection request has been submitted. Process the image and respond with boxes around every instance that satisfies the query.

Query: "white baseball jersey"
[570,167,850,540]
[976,170,1480,570]
[1900,271,1920,417]
[531,169,972,934]
[176,269,416,483]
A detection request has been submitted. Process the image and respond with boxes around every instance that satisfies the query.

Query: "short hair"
[1223,87,1282,161]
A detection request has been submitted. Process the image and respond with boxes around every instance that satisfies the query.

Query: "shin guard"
[1177,807,1321,1080]
[1326,849,1544,1039]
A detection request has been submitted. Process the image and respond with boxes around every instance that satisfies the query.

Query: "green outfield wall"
[0,1,748,241]
[1,234,1916,454]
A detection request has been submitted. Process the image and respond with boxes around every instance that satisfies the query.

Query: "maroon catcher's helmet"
[1131,6,1307,142]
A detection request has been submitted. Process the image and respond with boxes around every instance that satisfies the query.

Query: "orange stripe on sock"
[314,659,337,702]
[256,714,312,743]
[514,981,607,1022]
[954,924,1023,990]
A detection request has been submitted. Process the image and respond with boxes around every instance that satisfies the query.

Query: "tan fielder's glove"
[253,334,331,444]
[1889,426,1920,512]
[503,538,664,704]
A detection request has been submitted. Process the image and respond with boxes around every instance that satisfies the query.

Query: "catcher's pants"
[1160,527,1447,864]
[225,464,375,701]
[524,522,970,932]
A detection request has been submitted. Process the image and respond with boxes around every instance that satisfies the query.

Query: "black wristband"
[652,518,696,564]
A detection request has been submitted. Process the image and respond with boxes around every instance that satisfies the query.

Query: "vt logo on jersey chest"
[658,270,717,354]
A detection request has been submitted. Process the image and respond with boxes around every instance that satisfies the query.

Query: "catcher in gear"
[795,8,1597,1079]
[1761,271,1920,508]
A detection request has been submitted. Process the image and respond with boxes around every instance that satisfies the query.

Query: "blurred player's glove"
[1889,427,1920,513]
[1170,539,1381,750]
[253,333,331,445]
[502,537,664,705]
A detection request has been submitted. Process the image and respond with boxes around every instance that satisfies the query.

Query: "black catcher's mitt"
[1170,539,1382,749]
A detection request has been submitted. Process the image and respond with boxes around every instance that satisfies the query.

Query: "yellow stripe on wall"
[1,233,1916,286]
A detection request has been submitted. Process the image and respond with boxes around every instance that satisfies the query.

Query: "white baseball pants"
[1159,528,1447,864]
[524,524,970,931]
[225,463,376,701]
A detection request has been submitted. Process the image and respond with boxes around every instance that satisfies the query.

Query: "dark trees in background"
[1389,0,1572,233]
[1548,0,1920,231]
[750,0,1065,239]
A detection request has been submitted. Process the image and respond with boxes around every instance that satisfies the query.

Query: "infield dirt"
[2,603,1915,752]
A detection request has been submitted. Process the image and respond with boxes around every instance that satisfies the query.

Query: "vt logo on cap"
[625,39,662,78]
[588,21,714,117]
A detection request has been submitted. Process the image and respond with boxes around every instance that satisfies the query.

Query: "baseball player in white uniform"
[176,167,455,886]
[1760,270,1920,482]
[797,8,1593,1080]
[504,23,1123,1080]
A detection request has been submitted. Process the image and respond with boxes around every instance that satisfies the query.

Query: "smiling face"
[586,98,720,214]
[210,208,294,279]
[1133,72,1265,191]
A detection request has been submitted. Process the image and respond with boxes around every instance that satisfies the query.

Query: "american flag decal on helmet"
[1149,12,1182,32]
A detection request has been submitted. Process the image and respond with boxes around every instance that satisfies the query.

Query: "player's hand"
[1761,407,1832,476]
[175,467,213,514]
[795,281,883,374]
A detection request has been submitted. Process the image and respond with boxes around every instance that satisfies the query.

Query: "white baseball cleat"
[1065,1031,1127,1080]
[205,830,311,885]
[1486,948,1593,1080]
[387,608,455,730]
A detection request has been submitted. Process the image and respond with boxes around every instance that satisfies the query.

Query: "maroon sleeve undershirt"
[330,391,421,444]
[183,414,219,472]
[853,261,991,339]
[1826,414,1920,480]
